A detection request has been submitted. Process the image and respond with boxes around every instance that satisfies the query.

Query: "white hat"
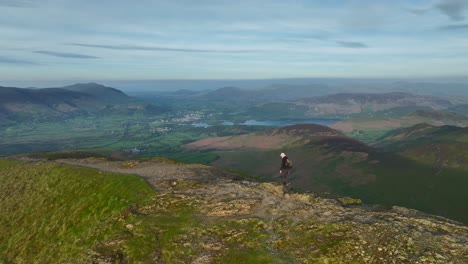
[280,153,286,157]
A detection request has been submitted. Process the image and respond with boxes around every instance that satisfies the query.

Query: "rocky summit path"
[17,156,468,263]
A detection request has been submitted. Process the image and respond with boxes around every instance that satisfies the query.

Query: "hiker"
[279,152,292,193]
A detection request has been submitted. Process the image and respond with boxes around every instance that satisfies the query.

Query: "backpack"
[285,158,293,169]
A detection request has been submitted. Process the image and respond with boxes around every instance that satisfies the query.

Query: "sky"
[1,0,468,87]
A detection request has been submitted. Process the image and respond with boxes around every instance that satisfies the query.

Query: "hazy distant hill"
[62,83,130,103]
[371,81,468,96]
[0,83,159,122]
[292,92,453,116]
[0,86,97,118]
[448,104,468,115]
[167,83,331,102]
[330,110,468,132]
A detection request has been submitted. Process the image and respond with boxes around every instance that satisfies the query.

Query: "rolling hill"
[191,84,332,102]
[330,110,468,136]
[62,83,130,103]
[184,124,468,224]
[292,92,454,116]
[1,156,467,263]
[0,83,163,123]
[375,124,468,171]
[448,104,468,115]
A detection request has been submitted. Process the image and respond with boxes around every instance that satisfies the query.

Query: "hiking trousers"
[280,169,290,186]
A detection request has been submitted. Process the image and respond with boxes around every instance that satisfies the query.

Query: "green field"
[0,108,268,159]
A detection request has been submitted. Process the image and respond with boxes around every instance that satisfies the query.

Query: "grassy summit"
[1,157,467,263]
[0,159,153,263]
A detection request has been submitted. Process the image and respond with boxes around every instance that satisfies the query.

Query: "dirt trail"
[54,157,325,220]
[47,158,468,228]
[10,156,468,262]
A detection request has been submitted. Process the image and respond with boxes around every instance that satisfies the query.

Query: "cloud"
[0,56,38,65]
[0,0,35,7]
[407,8,430,15]
[336,40,368,48]
[33,50,100,59]
[435,0,467,21]
[68,43,260,53]
[439,23,468,30]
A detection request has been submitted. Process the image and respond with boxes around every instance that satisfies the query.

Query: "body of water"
[192,119,340,128]
[240,119,340,126]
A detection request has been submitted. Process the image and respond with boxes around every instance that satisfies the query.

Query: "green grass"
[27,151,111,161]
[348,152,468,224]
[1,157,464,262]
[344,129,391,144]
[210,144,468,224]
[0,159,272,263]
[166,151,220,164]
[218,248,289,264]
[0,158,357,263]
[0,159,154,263]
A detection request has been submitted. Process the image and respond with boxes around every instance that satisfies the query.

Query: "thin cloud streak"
[0,56,38,65]
[68,43,262,54]
[0,0,35,7]
[407,8,430,15]
[439,24,468,30]
[336,40,368,48]
[34,50,100,59]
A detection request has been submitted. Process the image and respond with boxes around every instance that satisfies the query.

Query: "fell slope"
[1,156,467,263]
[376,124,468,171]
[0,83,134,122]
[184,124,468,224]
[0,83,169,127]
[62,83,130,103]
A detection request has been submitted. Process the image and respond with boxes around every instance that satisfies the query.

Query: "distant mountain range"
[61,83,129,103]
[330,110,468,132]
[196,84,332,102]
[152,86,464,118]
[0,83,163,122]
[292,92,453,116]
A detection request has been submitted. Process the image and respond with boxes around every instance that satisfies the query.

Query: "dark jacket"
[280,156,289,170]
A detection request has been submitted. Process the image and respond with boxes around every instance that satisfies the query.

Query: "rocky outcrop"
[47,157,468,263]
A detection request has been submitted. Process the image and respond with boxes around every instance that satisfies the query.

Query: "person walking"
[279,152,292,194]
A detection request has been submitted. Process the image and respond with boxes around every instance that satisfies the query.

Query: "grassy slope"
[210,139,468,224]
[0,158,294,263]
[1,158,467,263]
[0,159,154,263]
[350,152,468,223]
[336,110,468,143]
[0,159,344,263]
[375,125,468,170]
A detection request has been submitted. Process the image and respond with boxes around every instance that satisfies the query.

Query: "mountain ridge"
[2,155,467,263]
[0,83,147,122]
[184,123,468,224]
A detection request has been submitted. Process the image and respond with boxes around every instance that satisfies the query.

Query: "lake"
[240,119,340,126]
[192,119,340,128]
